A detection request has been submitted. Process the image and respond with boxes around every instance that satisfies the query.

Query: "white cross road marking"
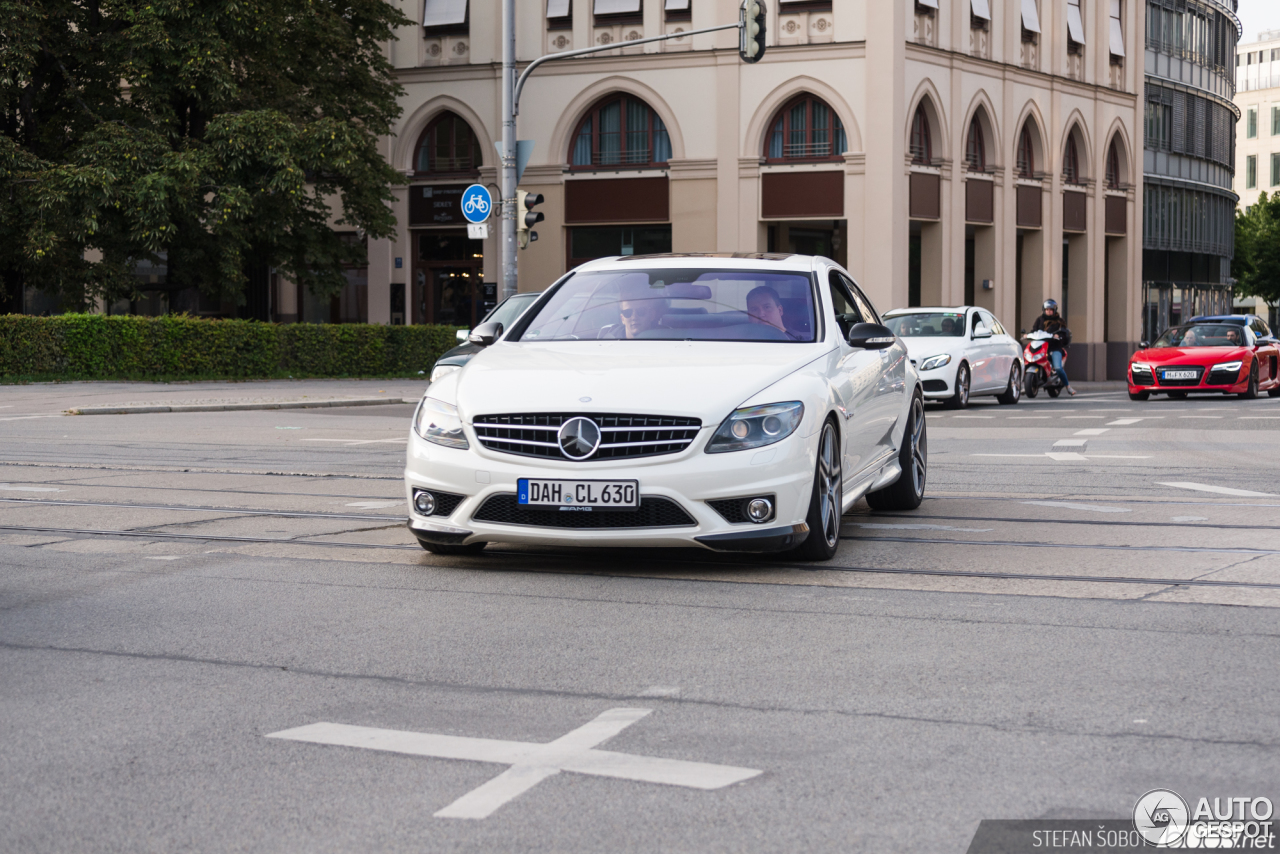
[267,708,761,820]
[1155,482,1277,498]
[1022,501,1131,513]
[1106,417,1154,425]
[1074,428,1110,435]
[1052,439,1088,449]
[301,438,408,446]
[0,484,62,492]
[1046,452,1088,461]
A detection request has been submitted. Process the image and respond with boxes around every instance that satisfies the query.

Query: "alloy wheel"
[958,365,969,406]
[817,423,842,548]
[909,396,927,496]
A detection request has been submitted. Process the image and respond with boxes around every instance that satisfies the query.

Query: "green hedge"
[0,314,462,381]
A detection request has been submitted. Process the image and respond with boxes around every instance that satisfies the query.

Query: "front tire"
[996,363,1022,405]
[417,539,487,556]
[943,362,970,409]
[1024,369,1040,398]
[1239,361,1260,399]
[866,392,927,512]
[792,420,842,561]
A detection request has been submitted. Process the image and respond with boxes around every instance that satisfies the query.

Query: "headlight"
[1130,362,1153,373]
[429,363,461,383]
[706,402,804,454]
[1211,360,1243,373]
[918,353,952,371]
[414,398,469,449]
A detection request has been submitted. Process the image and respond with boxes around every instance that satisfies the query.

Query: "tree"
[1234,191,1280,317]
[0,0,411,314]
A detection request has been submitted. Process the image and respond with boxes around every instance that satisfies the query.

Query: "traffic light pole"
[500,8,749,300]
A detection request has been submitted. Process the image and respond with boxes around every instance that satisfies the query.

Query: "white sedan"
[881,307,1023,408]
[405,253,927,561]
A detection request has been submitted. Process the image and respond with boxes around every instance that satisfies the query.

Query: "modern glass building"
[1141,0,1241,339]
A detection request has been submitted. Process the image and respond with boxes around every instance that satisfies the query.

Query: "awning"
[970,0,991,22]
[664,0,690,10]
[1067,2,1085,44]
[423,0,467,27]
[547,0,570,18]
[1020,0,1041,34]
[1109,0,1126,56]
[916,0,940,9]
[594,0,641,14]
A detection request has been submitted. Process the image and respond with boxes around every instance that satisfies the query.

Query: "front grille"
[707,498,750,524]
[1206,368,1241,386]
[414,490,465,517]
[473,413,702,461]
[472,494,696,528]
[1156,366,1204,387]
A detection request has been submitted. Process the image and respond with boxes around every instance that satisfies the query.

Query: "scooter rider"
[1031,299,1075,397]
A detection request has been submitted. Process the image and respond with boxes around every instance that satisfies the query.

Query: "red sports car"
[1128,321,1280,400]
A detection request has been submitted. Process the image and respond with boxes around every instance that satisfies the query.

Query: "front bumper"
[1128,367,1246,394]
[404,425,818,551]
[914,364,955,399]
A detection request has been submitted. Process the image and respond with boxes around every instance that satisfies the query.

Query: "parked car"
[427,291,544,383]
[881,306,1023,408]
[1128,319,1280,400]
[406,253,926,561]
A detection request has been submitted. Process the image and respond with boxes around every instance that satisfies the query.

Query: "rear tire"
[1047,387,1061,398]
[1128,391,1150,401]
[866,392,927,512]
[1239,362,1260,399]
[942,362,970,409]
[417,540,487,556]
[996,363,1022,405]
[791,420,842,561]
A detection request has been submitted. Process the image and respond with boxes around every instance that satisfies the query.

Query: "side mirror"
[847,322,896,350]
[467,321,503,347]
[455,329,469,342]
[1138,341,1149,350]
[973,324,992,339]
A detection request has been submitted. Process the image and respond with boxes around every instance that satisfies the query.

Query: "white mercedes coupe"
[405,253,927,562]
[881,306,1023,408]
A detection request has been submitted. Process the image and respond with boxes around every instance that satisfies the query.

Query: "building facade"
[1139,0,1240,340]
[1235,28,1280,210]
[328,0,1148,379]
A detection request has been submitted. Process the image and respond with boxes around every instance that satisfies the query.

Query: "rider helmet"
[1042,299,1058,313]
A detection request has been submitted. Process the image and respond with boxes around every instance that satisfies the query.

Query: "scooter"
[1022,330,1068,398]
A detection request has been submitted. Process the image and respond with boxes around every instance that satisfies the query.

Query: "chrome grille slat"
[473,412,702,461]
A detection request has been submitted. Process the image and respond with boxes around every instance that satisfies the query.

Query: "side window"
[971,312,984,334]
[846,278,881,325]
[1251,318,1270,338]
[826,272,863,340]
[979,310,1000,334]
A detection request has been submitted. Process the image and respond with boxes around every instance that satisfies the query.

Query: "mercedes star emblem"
[558,416,602,460]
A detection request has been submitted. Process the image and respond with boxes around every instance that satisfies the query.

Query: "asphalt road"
[2,379,1278,853]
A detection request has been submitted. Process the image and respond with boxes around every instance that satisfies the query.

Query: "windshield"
[884,312,967,337]
[484,293,539,328]
[515,269,817,342]
[1153,324,1246,348]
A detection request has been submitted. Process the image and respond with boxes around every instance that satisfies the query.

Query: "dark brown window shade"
[1063,190,1086,232]
[565,177,669,223]
[761,171,844,218]
[908,172,940,220]
[1105,196,1126,235]
[1016,185,1042,228]
[965,180,993,224]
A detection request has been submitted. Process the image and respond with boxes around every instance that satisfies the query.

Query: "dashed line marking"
[1155,482,1277,498]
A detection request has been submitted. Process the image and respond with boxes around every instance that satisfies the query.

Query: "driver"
[940,317,957,336]
[618,296,667,338]
[1225,328,1241,346]
[1031,299,1075,397]
[746,285,804,340]
[1182,329,1197,346]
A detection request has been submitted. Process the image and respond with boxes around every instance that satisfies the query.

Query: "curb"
[67,397,419,416]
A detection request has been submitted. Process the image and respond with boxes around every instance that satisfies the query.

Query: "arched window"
[1016,124,1036,178]
[765,95,847,162]
[415,112,482,175]
[910,104,933,165]
[1105,138,1122,188]
[966,117,986,171]
[570,95,671,169]
[1063,134,1080,184]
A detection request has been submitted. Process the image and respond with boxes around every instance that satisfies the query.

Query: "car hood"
[1135,346,1249,364]
[449,341,830,420]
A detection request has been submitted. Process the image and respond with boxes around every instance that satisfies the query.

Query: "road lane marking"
[1155,482,1277,498]
[0,484,62,492]
[972,454,1151,461]
[1022,501,1131,513]
[952,415,994,419]
[1178,416,1223,419]
[855,523,994,532]
[1052,439,1087,449]
[637,686,681,698]
[345,501,402,509]
[301,438,408,446]
[1062,416,1104,419]
[1046,452,1088,460]
[1008,416,1051,419]
[0,415,63,422]
[1239,416,1280,419]
[1171,516,1208,522]
[1074,428,1110,435]
[267,708,761,820]
[1106,417,1155,425]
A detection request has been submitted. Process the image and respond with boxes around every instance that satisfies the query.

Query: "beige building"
[321,0,1147,379]
[1235,28,1280,209]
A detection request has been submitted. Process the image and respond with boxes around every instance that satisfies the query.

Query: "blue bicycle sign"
[460,184,492,224]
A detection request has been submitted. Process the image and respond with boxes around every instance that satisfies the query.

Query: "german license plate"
[1162,370,1197,380]
[517,478,639,510]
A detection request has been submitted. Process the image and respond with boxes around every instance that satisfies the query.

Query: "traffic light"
[517,190,545,249]
[740,0,766,64]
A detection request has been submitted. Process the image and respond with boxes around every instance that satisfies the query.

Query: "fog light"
[414,491,436,515]
[746,497,773,523]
